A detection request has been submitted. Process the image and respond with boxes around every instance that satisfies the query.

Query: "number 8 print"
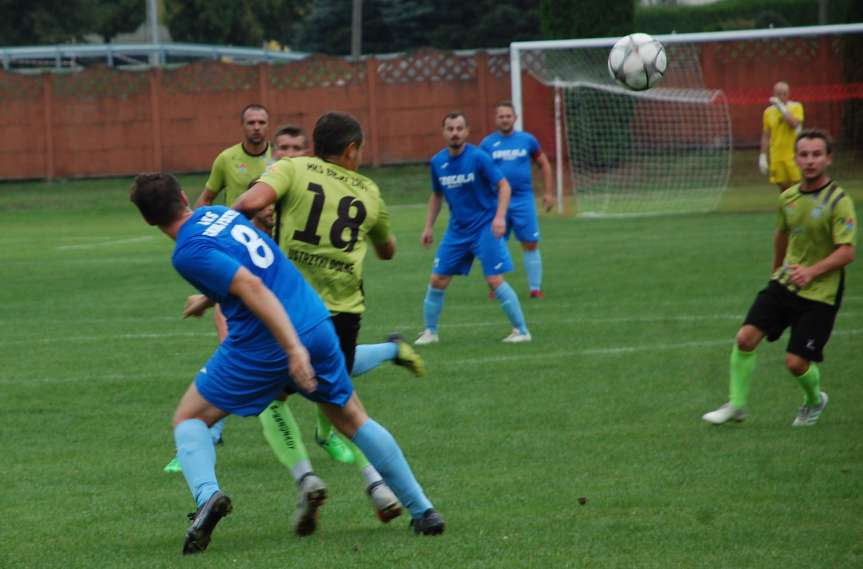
[231,224,274,268]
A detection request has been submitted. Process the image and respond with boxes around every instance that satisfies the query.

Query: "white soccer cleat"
[792,391,828,427]
[414,329,439,345]
[702,402,747,425]
[502,328,532,343]
[367,480,402,523]
[292,473,327,537]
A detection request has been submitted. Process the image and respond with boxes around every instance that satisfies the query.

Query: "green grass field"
[2,161,863,568]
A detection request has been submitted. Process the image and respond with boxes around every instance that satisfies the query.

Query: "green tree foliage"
[294,0,540,55]
[540,0,634,40]
[165,0,262,46]
[0,0,91,45]
[91,0,146,43]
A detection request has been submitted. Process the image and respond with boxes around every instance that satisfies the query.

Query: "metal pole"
[553,83,564,214]
[351,0,362,60]
[147,0,159,66]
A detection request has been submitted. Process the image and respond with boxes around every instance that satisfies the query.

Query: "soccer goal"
[511,23,863,216]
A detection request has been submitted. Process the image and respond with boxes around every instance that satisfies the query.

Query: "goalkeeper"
[759,81,804,191]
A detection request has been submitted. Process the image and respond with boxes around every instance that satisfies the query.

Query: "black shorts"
[743,281,840,362]
[330,312,361,374]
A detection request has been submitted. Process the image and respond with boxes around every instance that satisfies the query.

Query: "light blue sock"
[209,417,227,444]
[423,286,445,333]
[174,419,220,508]
[352,419,433,518]
[494,282,528,334]
[353,342,399,377]
[523,249,543,292]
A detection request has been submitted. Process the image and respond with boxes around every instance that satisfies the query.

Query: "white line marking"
[56,236,154,250]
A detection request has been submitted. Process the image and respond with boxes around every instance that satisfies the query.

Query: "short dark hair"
[313,112,363,158]
[495,100,515,111]
[442,111,468,126]
[275,124,305,139]
[796,128,833,155]
[130,173,185,226]
[240,103,269,122]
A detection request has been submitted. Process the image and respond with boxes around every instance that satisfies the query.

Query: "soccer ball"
[607,33,667,91]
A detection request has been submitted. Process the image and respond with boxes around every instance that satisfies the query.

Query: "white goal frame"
[510,23,863,213]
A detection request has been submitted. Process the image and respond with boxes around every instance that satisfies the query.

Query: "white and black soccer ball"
[607,33,667,91]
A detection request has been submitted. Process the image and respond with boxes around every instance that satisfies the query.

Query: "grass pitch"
[1,163,862,568]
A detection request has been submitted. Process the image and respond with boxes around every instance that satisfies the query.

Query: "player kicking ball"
[130,173,444,554]
[703,129,855,427]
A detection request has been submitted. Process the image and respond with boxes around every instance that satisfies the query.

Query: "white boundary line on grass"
[56,236,154,250]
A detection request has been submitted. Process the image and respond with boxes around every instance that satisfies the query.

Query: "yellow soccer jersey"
[259,157,392,314]
[205,143,274,206]
[772,181,857,306]
[763,102,804,163]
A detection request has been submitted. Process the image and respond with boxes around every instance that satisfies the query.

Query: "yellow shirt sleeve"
[791,102,804,124]
[367,197,392,244]
[205,153,226,195]
[259,158,297,201]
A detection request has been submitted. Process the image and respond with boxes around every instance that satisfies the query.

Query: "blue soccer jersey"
[173,206,331,352]
[430,144,505,236]
[480,131,541,198]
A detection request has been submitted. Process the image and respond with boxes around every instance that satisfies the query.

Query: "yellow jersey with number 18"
[258,156,392,314]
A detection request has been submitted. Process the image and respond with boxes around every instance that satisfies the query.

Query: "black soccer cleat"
[409,508,445,536]
[182,491,233,555]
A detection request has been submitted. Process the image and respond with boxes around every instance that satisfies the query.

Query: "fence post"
[477,51,489,137]
[365,57,381,167]
[42,73,55,180]
[149,68,163,171]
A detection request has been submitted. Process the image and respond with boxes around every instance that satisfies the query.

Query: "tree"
[540,0,634,39]
[165,0,263,46]
[90,0,146,43]
[0,0,91,45]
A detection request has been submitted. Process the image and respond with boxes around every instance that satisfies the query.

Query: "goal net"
[511,24,863,216]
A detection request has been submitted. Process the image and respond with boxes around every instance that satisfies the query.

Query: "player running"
[480,100,554,299]
[130,173,445,555]
[415,111,530,345]
[704,129,855,427]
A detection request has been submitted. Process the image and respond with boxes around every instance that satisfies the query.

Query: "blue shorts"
[506,195,541,243]
[433,224,513,277]
[195,318,353,416]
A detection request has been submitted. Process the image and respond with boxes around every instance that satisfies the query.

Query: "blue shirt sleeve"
[173,240,241,303]
[527,133,541,158]
[430,162,443,194]
[479,135,493,156]
[477,150,505,188]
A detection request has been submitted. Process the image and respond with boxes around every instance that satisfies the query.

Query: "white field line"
[56,236,154,250]
[3,328,861,384]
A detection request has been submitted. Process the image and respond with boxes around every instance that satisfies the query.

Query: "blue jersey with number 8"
[173,206,331,357]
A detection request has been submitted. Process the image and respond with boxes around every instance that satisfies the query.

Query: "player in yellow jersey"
[705,129,856,427]
[235,113,439,535]
[195,104,274,207]
[759,82,804,191]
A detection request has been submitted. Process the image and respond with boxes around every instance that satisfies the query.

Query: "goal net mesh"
[523,44,731,216]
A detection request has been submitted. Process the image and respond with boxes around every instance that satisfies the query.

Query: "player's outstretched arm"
[232,181,278,218]
[421,193,443,248]
[372,236,396,260]
[228,266,316,393]
[536,152,556,212]
[194,188,219,209]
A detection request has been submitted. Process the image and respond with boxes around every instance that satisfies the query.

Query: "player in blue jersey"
[130,173,444,555]
[480,100,554,299]
[415,111,531,345]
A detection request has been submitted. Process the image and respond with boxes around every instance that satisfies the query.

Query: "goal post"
[511,23,863,216]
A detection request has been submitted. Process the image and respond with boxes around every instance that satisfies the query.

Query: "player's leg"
[319,393,443,535]
[511,197,544,298]
[417,234,471,344]
[477,229,529,341]
[353,335,426,377]
[786,299,837,426]
[172,381,232,554]
[704,284,786,424]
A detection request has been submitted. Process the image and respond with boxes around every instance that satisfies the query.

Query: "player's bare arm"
[372,236,396,260]
[183,294,215,318]
[789,244,855,288]
[535,152,555,212]
[492,179,512,238]
[194,188,219,208]
[421,192,444,248]
[228,266,316,393]
[232,181,278,217]
[772,229,789,272]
